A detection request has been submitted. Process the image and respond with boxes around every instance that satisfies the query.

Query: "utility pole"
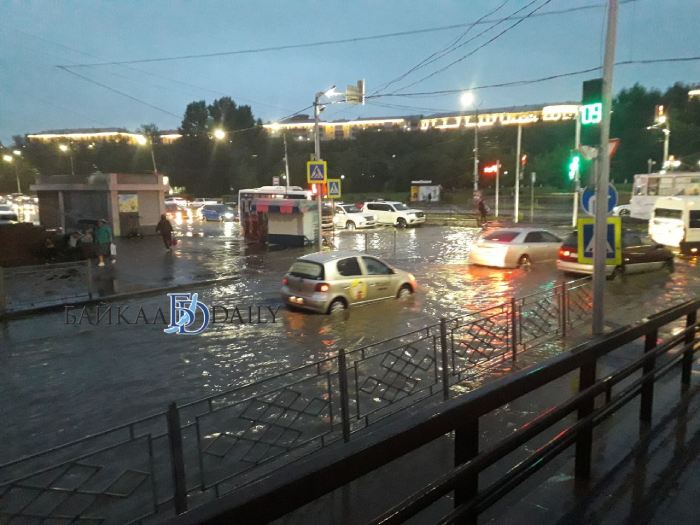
[592,0,618,335]
[495,161,500,217]
[530,172,536,222]
[150,148,158,174]
[283,133,291,189]
[314,91,323,248]
[572,112,581,227]
[473,109,479,192]
[514,124,522,223]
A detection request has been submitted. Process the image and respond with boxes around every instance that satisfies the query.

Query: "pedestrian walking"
[95,219,113,267]
[156,214,174,251]
[477,198,489,226]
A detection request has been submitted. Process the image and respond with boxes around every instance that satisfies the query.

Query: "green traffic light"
[568,155,580,180]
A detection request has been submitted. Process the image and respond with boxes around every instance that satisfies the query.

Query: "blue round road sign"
[581,184,618,216]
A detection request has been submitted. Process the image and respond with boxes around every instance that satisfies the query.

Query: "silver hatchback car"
[281,251,417,313]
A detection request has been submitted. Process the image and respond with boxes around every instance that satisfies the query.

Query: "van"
[649,197,700,254]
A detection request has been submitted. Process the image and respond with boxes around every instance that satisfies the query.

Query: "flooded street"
[1,222,698,461]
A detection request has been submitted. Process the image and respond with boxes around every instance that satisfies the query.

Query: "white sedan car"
[469,228,562,269]
[333,204,376,230]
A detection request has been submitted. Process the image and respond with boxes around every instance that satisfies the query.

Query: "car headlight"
[224,212,233,218]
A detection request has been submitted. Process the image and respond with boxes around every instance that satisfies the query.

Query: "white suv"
[362,201,425,227]
[333,204,376,230]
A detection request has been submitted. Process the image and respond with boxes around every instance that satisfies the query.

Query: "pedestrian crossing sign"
[307,160,327,183]
[327,178,341,199]
[577,217,622,265]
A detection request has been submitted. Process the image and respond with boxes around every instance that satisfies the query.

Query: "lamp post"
[460,91,479,193]
[136,134,159,174]
[59,144,75,176]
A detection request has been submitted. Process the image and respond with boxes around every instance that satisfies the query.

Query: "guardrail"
[0,260,93,315]
[172,298,700,525]
[0,278,593,523]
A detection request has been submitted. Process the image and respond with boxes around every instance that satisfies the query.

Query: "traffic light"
[568,154,580,181]
[580,78,603,147]
[520,154,528,168]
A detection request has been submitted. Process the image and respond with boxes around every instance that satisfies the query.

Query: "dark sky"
[1,0,698,143]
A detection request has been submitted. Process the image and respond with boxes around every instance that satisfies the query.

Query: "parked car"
[362,200,425,227]
[191,197,220,208]
[557,230,674,279]
[199,204,236,221]
[0,204,18,223]
[648,196,700,255]
[469,228,562,269]
[333,204,376,230]
[281,251,417,314]
[165,197,189,207]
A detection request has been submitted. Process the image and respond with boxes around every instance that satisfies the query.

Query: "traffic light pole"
[495,161,500,217]
[592,0,618,335]
[314,92,323,249]
[572,113,581,228]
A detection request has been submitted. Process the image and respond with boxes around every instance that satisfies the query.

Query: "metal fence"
[0,278,593,523]
[0,260,93,315]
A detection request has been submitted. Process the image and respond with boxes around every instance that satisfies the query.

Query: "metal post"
[495,161,500,217]
[454,416,479,524]
[283,133,291,189]
[640,329,658,424]
[393,228,397,257]
[150,147,158,174]
[514,124,522,223]
[529,172,536,222]
[440,318,450,400]
[314,92,323,249]
[364,231,369,252]
[663,127,670,169]
[0,266,6,318]
[510,297,518,361]
[681,310,697,391]
[166,402,188,514]
[69,154,75,176]
[473,110,479,192]
[592,0,618,336]
[337,349,352,442]
[86,260,93,300]
[575,360,597,479]
[573,113,581,228]
[560,281,568,338]
[14,163,21,194]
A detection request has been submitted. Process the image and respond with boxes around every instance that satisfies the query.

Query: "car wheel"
[396,218,408,228]
[397,284,413,299]
[518,255,532,270]
[327,298,347,314]
[346,221,356,231]
[607,265,624,281]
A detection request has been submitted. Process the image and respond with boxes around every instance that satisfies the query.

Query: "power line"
[393,0,555,93]
[367,55,700,100]
[58,2,629,68]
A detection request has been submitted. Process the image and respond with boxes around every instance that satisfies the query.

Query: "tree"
[138,123,160,144]
[179,101,209,136]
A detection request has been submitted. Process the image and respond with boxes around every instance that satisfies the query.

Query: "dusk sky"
[1,0,698,144]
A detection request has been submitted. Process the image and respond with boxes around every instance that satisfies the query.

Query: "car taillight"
[315,283,330,292]
[282,277,288,286]
[560,248,570,257]
[559,247,577,260]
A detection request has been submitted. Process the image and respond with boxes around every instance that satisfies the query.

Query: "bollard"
[0,266,5,318]
[166,402,188,514]
[364,231,369,253]
[337,349,352,442]
[86,261,94,300]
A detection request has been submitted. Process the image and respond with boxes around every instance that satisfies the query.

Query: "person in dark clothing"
[156,214,174,250]
[477,199,489,226]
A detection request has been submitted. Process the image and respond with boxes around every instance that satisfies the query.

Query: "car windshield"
[392,203,409,211]
[289,261,324,280]
[341,206,361,213]
[654,208,682,219]
[483,231,520,243]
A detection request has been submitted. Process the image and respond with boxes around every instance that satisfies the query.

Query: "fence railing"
[0,260,93,315]
[0,277,593,523]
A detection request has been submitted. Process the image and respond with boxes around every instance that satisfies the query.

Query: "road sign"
[307,160,327,183]
[581,183,618,216]
[608,138,620,158]
[577,217,622,266]
[327,178,341,199]
[272,176,280,185]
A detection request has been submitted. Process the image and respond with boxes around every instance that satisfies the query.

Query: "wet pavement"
[1,221,699,463]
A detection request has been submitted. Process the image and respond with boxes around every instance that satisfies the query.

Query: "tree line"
[2,83,698,196]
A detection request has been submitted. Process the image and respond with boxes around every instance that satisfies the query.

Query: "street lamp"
[213,128,226,141]
[136,134,158,174]
[58,143,75,175]
[3,154,22,193]
[461,91,479,193]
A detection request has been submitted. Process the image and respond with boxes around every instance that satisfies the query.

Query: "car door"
[523,231,548,262]
[621,232,648,273]
[537,231,563,261]
[368,204,387,224]
[335,256,368,304]
[333,207,345,228]
[361,256,394,300]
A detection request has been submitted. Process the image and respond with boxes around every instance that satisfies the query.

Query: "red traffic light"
[483,163,499,174]
[520,154,528,167]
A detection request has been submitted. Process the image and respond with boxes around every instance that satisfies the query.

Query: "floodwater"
[0,222,697,461]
